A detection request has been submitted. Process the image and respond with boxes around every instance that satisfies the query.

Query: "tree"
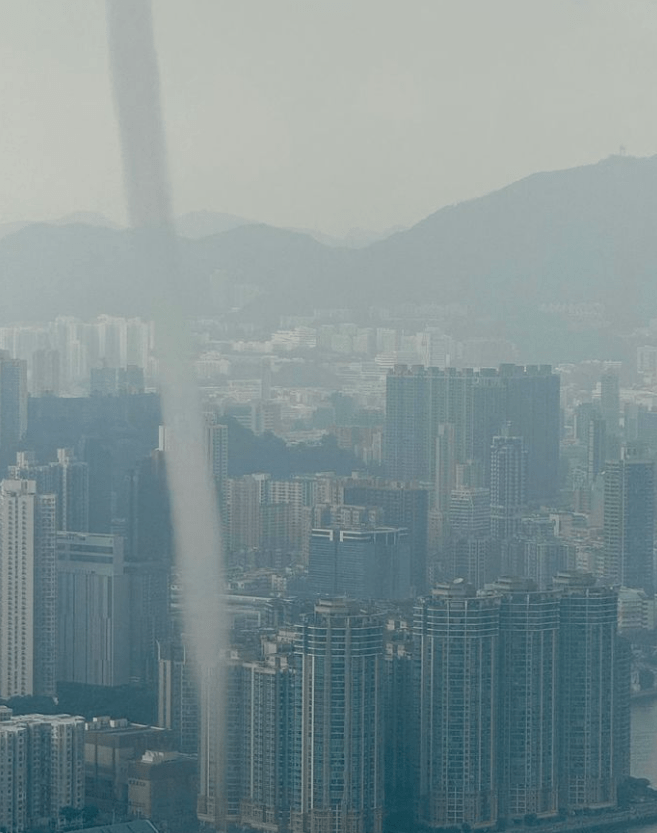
[82,805,99,827]
[59,806,81,830]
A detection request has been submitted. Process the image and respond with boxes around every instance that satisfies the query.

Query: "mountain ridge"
[0,154,656,362]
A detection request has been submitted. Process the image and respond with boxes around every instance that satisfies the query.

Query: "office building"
[85,717,172,814]
[128,750,197,833]
[308,526,411,599]
[290,600,384,833]
[0,479,56,699]
[603,445,655,595]
[57,531,130,687]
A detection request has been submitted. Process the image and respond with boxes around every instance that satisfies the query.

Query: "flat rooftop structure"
[83,821,160,833]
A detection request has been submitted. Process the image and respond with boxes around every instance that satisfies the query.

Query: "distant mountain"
[1,155,656,361]
[174,210,396,248]
[175,210,254,239]
[0,212,120,241]
[0,221,31,240]
[358,154,657,318]
[53,211,121,229]
[293,225,405,249]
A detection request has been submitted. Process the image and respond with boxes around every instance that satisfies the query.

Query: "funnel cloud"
[105,0,225,679]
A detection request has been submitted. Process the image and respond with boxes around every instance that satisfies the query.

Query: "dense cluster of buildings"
[187,576,629,833]
[0,309,656,831]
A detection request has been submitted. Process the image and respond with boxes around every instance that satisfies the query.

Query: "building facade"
[555,572,629,809]
[57,531,130,687]
[0,708,85,833]
[0,479,57,699]
[414,582,500,829]
[308,527,411,599]
[290,600,384,833]
[603,445,655,595]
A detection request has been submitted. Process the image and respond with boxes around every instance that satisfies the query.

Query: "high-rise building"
[0,708,85,833]
[343,477,430,593]
[128,445,171,564]
[383,618,415,823]
[90,365,119,396]
[240,651,292,833]
[57,531,130,687]
[501,364,560,502]
[603,445,655,595]
[80,435,113,533]
[414,581,500,829]
[554,572,628,809]
[9,448,89,533]
[204,416,229,498]
[0,353,27,471]
[493,578,560,819]
[587,415,607,482]
[501,515,571,590]
[54,448,89,532]
[308,526,411,599]
[447,486,492,587]
[198,656,244,831]
[197,635,293,833]
[269,475,318,560]
[471,370,508,486]
[600,370,620,439]
[290,600,384,833]
[31,348,61,397]
[384,365,433,484]
[490,434,527,541]
[126,443,173,684]
[226,473,270,555]
[157,637,200,756]
[0,479,56,699]
[384,365,559,505]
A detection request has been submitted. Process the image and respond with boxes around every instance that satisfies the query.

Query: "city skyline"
[3,2,657,831]
[3,2,657,235]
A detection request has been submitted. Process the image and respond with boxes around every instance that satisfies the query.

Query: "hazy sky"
[2,0,657,235]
